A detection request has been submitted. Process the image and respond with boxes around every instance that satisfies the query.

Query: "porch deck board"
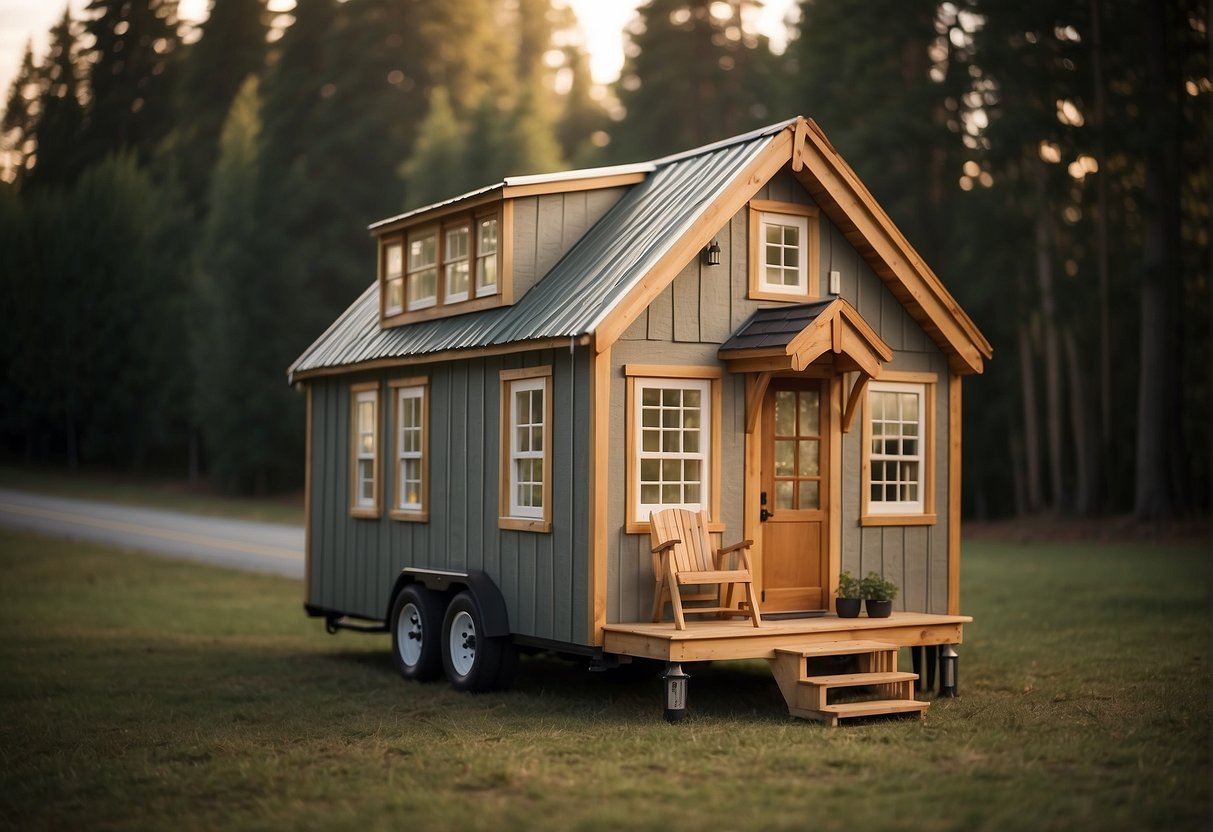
[601,611,970,662]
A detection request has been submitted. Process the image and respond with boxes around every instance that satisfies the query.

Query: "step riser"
[768,642,929,724]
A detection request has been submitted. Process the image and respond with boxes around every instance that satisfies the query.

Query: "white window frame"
[633,377,711,518]
[624,365,723,534]
[443,224,470,303]
[499,367,552,532]
[390,379,427,521]
[406,229,437,311]
[350,383,380,517]
[866,380,926,516]
[383,241,404,316]
[475,216,498,296]
[758,211,809,296]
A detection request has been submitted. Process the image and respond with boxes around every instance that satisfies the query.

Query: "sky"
[0,0,797,108]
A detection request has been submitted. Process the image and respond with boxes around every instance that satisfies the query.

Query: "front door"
[760,378,829,611]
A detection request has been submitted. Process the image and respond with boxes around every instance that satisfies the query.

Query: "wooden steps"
[768,640,929,726]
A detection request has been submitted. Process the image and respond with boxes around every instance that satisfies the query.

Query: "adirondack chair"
[649,508,762,630]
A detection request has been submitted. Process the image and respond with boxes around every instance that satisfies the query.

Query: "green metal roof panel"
[289,119,795,381]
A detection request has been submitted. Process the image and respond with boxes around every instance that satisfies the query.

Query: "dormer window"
[407,230,438,310]
[378,207,506,325]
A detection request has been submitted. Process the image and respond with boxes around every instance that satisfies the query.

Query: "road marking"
[0,501,302,562]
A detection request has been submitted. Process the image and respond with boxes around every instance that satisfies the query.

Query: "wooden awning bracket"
[842,370,871,434]
[745,371,773,434]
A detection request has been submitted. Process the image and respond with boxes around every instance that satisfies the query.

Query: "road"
[0,488,305,579]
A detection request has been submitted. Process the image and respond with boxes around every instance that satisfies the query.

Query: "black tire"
[389,584,444,682]
[441,590,517,692]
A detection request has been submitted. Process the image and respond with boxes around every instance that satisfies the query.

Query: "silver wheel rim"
[448,610,476,677]
[396,601,423,666]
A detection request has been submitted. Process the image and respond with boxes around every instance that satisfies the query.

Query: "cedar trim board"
[601,612,969,663]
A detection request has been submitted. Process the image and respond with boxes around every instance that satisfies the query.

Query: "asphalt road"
[0,488,305,579]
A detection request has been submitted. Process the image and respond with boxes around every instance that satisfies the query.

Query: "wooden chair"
[649,508,762,630]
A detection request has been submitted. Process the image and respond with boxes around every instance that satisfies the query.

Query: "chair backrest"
[649,508,715,574]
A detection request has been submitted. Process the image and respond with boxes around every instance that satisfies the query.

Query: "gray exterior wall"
[307,345,593,646]
[608,168,952,619]
[510,187,629,298]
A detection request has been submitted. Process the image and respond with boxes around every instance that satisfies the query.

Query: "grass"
[0,464,305,525]
[0,530,1208,831]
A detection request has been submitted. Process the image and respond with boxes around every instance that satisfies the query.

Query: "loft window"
[748,200,820,301]
[379,208,505,325]
[406,230,437,310]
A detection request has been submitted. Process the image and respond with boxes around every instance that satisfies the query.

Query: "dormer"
[370,163,654,328]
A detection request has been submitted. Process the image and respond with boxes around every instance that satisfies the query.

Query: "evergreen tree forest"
[0,0,1208,522]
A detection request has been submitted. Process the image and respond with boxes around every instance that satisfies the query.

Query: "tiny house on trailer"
[288,117,992,723]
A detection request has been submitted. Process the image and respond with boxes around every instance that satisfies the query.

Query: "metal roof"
[290,118,797,381]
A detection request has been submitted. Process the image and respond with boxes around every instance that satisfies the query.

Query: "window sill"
[499,516,552,533]
[390,510,429,523]
[350,506,380,520]
[860,513,937,527]
[748,289,815,304]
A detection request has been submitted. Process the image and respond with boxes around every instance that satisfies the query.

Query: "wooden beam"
[502,171,648,199]
[745,371,772,434]
[948,373,962,616]
[588,344,612,644]
[791,117,808,172]
[842,370,870,434]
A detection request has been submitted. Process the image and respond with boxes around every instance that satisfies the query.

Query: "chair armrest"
[717,539,753,555]
[651,538,681,555]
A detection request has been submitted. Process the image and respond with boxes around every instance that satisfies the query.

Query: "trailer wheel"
[442,591,516,692]
[390,584,443,682]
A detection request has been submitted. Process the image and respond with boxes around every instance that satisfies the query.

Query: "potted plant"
[835,571,862,618]
[860,572,898,618]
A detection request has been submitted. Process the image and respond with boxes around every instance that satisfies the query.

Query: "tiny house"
[289,117,992,722]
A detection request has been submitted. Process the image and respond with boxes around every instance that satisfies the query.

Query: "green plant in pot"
[860,572,898,618]
[835,571,862,618]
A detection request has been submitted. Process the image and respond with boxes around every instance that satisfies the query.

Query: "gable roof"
[289,117,991,382]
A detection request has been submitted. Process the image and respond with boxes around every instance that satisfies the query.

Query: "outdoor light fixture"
[663,662,689,722]
[705,239,721,266]
[939,644,959,698]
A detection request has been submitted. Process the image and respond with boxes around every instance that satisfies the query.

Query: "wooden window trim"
[405,227,438,311]
[747,199,820,302]
[623,364,723,535]
[389,377,429,523]
[382,240,404,317]
[860,371,937,526]
[499,366,553,533]
[349,381,381,519]
[379,204,510,327]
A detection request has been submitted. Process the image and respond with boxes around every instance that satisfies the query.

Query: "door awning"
[718,299,893,434]
[717,298,892,376]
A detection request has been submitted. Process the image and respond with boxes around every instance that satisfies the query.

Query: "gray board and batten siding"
[307,346,594,647]
[609,169,951,622]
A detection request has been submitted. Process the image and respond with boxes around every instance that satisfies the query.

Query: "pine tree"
[1,43,41,184]
[401,86,472,209]
[26,10,86,191]
[193,76,300,492]
[611,0,781,162]
[167,0,267,214]
[81,0,182,165]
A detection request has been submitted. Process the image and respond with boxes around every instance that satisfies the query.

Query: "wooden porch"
[602,611,970,663]
[604,612,969,724]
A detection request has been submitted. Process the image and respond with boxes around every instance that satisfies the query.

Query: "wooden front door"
[760,379,829,611]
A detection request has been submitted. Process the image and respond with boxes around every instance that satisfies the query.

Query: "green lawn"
[0,530,1207,831]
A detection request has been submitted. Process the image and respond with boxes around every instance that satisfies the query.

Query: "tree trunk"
[1135,0,1182,521]
[1018,319,1043,513]
[1088,0,1110,510]
[1033,163,1065,511]
[1064,327,1096,514]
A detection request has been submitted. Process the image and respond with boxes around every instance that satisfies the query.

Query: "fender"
[389,567,512,638]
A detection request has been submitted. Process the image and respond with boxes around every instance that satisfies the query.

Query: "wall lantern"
[939,644,959,698]
[663,662,689,722]
[704,239,722,266]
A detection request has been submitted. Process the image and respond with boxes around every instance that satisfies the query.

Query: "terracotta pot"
[835,598,862,618]
[865,599,893,618]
